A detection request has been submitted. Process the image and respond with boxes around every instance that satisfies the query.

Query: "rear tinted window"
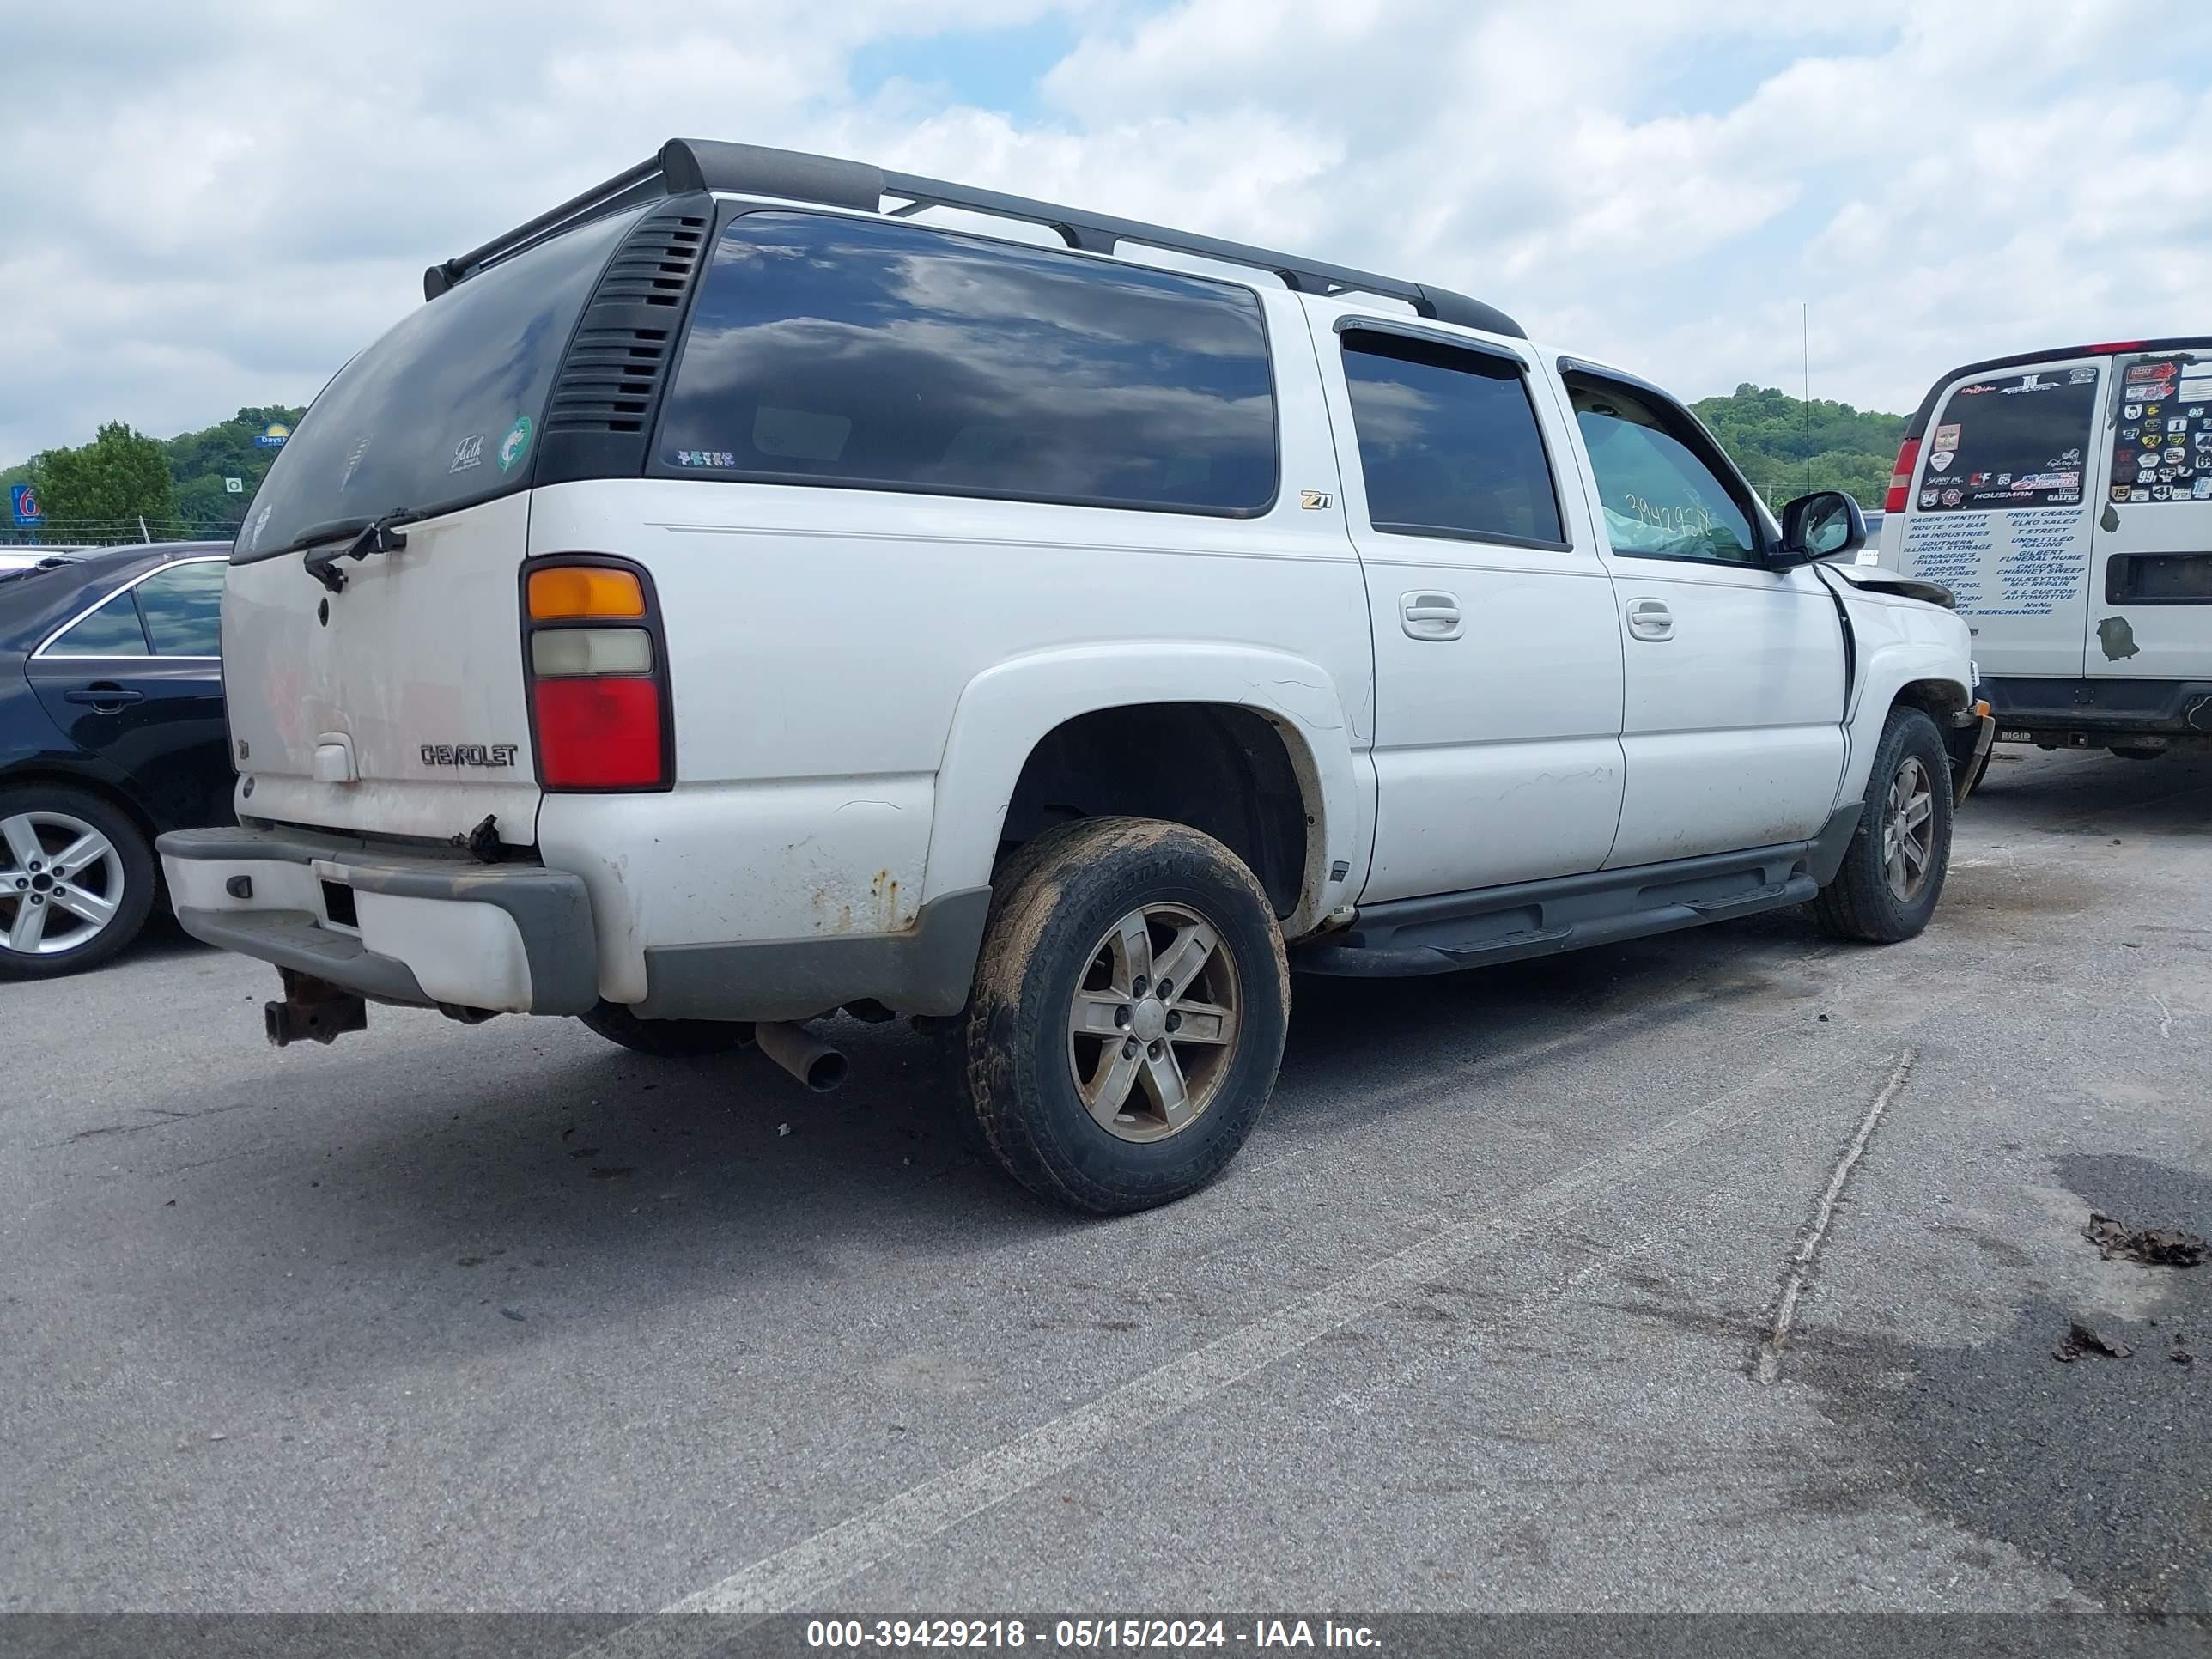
[1917,367,2098,512]
[655,211,1278,514]
[46,591,148,656]
[1341,332,1564,546]
[235,206,642,561]
[136,561,225,655]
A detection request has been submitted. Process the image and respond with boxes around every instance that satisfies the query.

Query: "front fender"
[921,641,1370,937]
[1836,596,1974,807]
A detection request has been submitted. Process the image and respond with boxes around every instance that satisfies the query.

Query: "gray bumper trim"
[173,907,431,1006]
[157,824,599,1015]
[635,886,992,1023]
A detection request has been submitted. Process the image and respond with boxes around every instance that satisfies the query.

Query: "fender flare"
[1838,637,1973,805]
[921,641,1367,937]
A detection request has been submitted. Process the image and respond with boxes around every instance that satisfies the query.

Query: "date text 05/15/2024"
[805,1620,1382,1650]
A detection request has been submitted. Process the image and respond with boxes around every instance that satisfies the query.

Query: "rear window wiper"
[297,511,420,593]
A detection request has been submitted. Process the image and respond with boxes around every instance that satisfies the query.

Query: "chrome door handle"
[1400,592,1463,641]
[1626,598,1674,641]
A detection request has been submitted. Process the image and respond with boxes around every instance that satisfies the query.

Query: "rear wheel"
[575,1001,755,1057]
[0,786,155,981]
[957,817,1289,1214]
[1811,707,1953,944]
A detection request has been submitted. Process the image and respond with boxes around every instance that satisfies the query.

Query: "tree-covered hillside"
[1692,384,1906,509]
[3,405,307,538]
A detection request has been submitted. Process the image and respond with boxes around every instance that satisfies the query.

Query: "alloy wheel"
[1067,902,1242,1143]
[1881,756,1936,903]
[0,811,125,957]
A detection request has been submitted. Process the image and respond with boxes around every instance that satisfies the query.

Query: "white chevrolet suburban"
[161,140,1989,1213]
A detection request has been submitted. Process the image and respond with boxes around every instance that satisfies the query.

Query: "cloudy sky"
[5,0,2210,465]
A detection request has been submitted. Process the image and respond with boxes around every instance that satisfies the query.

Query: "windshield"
[234,206,642,562]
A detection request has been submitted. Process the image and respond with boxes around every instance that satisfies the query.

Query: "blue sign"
[252,422,291,449]
[9,484,43,526]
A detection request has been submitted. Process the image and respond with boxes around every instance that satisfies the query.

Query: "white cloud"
[3,0,2208,468]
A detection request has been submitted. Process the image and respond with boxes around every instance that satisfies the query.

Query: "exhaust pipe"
[756,1020,848,1093]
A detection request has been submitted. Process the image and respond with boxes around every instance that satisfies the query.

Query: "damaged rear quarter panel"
[534,777,933,1004]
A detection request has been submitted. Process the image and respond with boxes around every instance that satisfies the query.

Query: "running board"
[1293,813,1856,981]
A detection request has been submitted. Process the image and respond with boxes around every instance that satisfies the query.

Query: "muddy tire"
[1811,706,1953,944]
[576,1001,755,1057]
[957,817,1289,1214]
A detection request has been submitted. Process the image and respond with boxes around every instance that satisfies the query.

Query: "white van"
[1876,338,2212,758]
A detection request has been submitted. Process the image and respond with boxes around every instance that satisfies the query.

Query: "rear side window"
[1340,331,1564,547]
[1918,367,2098,512]
[135,562,225,655]
[655,211,1278,514]
[46,591,148,656]
[235,205,645,561]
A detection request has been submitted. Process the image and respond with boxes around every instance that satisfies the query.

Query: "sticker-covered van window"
[1917,367,2098,513]
[2106,356,2212,505]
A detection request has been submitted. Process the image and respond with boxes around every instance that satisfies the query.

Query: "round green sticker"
[496,416,533,472]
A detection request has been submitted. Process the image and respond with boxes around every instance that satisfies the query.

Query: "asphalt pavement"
[4,746,2207,1624]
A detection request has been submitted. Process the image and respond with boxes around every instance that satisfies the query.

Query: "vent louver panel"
[547,327,670,434]
[536,197,712,483]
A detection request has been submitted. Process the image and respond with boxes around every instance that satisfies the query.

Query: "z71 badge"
[422,744,519,768]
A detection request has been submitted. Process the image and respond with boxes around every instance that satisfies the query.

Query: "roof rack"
[424,138,1526,339]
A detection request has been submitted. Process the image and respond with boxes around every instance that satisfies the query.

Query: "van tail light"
[523,558,672,791]
[1885,436,1921,515]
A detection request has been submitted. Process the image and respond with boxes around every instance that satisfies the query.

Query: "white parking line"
[1755,1048,1914,1385]
[575,1050,1824,1655]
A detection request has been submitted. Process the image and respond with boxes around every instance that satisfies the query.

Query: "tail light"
[523,557,672,791]
[1884,436,1922,515]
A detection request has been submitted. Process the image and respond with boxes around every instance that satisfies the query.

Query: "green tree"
[1692,384,1907,508]
[27,422,178,525]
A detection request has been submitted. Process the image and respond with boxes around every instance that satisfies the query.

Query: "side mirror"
[1775,490,1866,566]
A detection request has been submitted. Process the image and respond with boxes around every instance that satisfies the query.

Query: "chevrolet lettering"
[420,744,519,769]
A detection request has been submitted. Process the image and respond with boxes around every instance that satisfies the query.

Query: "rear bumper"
[156,825,599,1015]
[1983,676,2212,745]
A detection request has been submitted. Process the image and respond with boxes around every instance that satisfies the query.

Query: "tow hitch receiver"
[264,969,369,1048]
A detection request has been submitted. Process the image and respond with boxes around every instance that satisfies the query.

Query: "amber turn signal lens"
[527,567,646,619]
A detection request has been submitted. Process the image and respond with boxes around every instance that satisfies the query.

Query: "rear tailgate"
[217,198,651,848]
[223,495,541,846]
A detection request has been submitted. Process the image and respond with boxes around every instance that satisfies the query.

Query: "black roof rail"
[424,138,1527,339]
